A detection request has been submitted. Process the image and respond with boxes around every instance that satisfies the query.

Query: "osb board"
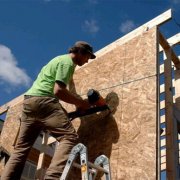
[0,103,22,154]
[62,27,158,179]
[72,27,157,96]
[117,76,156,180]
[65,87,122,180]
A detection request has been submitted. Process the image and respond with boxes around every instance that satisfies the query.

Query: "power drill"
[68,89,109,121]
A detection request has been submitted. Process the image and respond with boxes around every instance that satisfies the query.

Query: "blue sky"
[0,0,180,106]
[0,1,179,179]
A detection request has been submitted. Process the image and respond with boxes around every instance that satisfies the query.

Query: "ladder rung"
[88,162,108,174]
[73,162,108,174]
[73,162,96,174]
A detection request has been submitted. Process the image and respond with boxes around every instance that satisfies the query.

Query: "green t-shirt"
[26,54,75,97]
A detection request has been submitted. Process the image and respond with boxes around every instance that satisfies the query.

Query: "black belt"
[24,95,34,99]
[24,95,58,100]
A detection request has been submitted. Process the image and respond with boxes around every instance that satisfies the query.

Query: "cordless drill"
[68,89,109,121]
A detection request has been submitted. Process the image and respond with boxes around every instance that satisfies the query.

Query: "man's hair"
[69,41,96,59]
[69,47,89,55]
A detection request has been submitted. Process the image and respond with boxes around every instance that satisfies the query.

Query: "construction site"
[0,9,180,180]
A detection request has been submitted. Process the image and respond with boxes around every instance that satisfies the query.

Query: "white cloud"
[172,0,180,4]
[0,45,31,87]
[119,20,136,34]
[82,19,99,34]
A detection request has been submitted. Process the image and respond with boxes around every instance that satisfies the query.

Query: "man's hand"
[76,99,91,111]
[54,82,91,109]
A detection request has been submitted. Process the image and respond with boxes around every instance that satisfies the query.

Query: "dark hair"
[69,46,89,55]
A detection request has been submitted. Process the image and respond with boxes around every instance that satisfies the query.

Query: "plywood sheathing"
[0,103,23,155]
[61,27,158,180]
[0,94,24,115]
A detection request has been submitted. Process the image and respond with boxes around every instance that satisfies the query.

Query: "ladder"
[60,143,111,180]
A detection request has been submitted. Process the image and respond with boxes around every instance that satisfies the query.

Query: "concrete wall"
[65,27,158,179]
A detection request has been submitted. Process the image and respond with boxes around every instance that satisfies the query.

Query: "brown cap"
[74,41,96,59]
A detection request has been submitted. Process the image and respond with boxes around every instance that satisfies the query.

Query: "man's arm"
[53,81,90,110]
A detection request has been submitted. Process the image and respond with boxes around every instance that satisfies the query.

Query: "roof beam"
[159,33,180,52]
[159,32,180,69]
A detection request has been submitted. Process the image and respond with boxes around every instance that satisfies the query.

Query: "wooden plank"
[160,84,165,93]
[163,49,179,179]
[161,148,166,157]
[160,64,164,74]
[36,132,49,179]
[161,138,166,147]
[160,115,165,123]
[159,33,180,52]
[47,136,56,145]
[160,100,165,109]
[161,163,166,171]
[159,32,180,69]
[0,94,24,115]
[161,156,166,164]
[162,148,180,159]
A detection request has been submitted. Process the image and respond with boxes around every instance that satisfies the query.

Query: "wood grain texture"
[64,27,158,179]
[117,77,157,180]
[0,103,23,154]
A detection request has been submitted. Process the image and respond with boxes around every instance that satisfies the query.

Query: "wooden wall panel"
[123,30,157,82]
[0,103,23,154]
[64,27,158,180]
[72,44,125,95]
[117,77,156,179]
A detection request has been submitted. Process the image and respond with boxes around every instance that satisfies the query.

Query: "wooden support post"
[159,32,180,69]
[159,33,180,52]
[36,132,49,179]
[175,64,180,110]
[163,50,179,180]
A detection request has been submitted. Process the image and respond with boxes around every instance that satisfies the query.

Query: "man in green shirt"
[2,41,96,180]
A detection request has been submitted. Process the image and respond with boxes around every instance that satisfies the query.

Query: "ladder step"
[73,162,96,174]
[60,143,111,180]
[73,161,108,174]
[88,162,109,174]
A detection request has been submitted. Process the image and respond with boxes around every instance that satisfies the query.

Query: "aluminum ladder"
[60,143,111,180]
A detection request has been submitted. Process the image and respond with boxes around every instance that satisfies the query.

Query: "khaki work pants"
[1,96,78,180]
